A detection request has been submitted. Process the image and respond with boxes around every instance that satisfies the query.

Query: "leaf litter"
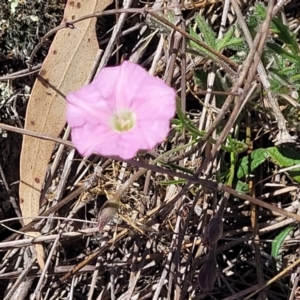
[1,0,300,299]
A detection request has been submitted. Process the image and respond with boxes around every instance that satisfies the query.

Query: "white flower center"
[110,110,136,132]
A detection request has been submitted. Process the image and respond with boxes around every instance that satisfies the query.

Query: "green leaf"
[268,70,291,94]
[267,147,300,183]
[290,73,300,82]
[271,225,294,259]
[219,37,244,51]
[188,26,203,51]
[171,118,182,126]
[271,17,299,54]
[235,180,250,194]
[157,179,187,185]
[237,148,269,179]
[146,11,174,34]
[281,66,300,78]
[193,69,208,89]
[188,27,218,60]
[267,147,300,167]
[216,27,243,52]
[176,97,187,124]
[254,2,267,19]
[267,42,300,64]
[216,27,234,51]
[176,99,204,138]
[195,15,216,49]
[254,3,298,52]
[226,136,248,154]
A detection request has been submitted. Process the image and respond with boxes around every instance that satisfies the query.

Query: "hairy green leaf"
[195,15,216,49]
[216,27,243,52]
[271,17,299,54]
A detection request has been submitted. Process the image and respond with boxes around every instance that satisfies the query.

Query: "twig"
[0,64,41,81]
[245,255,300,299]
[4,255,36,300]
[148,11,238,77]
[27,7,239,79]
[0,123,73,147]
[98,0,133,71]
[3,175,98,242]
[31,233,61,299]
[0,227,98,250]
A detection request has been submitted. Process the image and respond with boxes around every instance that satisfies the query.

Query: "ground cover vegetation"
[1,0,300,299]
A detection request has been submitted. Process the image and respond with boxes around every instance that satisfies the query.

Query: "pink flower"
[66,61,176,160]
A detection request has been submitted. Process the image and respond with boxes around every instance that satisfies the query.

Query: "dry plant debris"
[1,0,300,299]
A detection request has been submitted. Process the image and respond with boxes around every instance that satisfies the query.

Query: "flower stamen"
[111,110,136,132]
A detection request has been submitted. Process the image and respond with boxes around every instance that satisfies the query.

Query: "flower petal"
[66,61,176,159]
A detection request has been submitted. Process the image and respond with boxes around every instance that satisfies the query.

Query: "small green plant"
[248,3,300,97]
[187,15,245,101]
[237,146,300,184]
[188,15,245,55]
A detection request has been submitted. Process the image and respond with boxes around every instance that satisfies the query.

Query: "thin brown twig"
[0,123,73,147]
[0,64,42,81]
[27,7,239,78]
[232,0,294,145]
[57,177,300,283]
[3,176,97,243]
[0,122,216,188]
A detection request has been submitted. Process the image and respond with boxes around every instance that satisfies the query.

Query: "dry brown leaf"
[19,0,113,224]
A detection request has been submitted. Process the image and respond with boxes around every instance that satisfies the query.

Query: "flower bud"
[197,250,217,291]
[204,213,223,245]
[97,198,119,230]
